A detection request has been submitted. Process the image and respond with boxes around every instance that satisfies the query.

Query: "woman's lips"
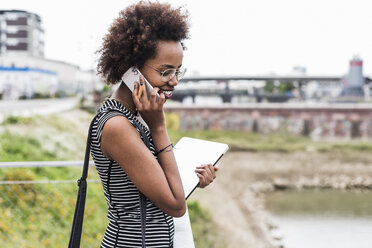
[160,90,173,99]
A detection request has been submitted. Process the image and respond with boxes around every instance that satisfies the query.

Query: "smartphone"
[121,66,160,101]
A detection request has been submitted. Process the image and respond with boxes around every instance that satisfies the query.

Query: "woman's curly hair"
[97,1,190,85]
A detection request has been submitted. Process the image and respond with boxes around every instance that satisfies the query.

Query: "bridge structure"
[173,75,372,103]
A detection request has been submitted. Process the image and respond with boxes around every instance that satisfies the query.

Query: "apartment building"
[0,9,44,57]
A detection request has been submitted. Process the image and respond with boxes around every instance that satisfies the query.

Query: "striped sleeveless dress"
[90,99,175,248]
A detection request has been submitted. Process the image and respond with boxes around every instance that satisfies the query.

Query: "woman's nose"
[168,75,179,86]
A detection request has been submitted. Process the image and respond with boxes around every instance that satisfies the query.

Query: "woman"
[92,2,218,247]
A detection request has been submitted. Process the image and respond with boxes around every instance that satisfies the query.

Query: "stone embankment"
[252,174,372,192]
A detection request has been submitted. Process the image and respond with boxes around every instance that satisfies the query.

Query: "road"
[0,98,80,120]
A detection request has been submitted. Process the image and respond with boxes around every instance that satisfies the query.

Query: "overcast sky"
[2,0,372,77]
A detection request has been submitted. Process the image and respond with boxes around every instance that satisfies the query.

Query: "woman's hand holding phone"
[132,76,166,131]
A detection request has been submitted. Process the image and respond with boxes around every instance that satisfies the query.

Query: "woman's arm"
[101,117,186,217]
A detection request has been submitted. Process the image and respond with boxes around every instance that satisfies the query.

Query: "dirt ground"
[189,151,372,248]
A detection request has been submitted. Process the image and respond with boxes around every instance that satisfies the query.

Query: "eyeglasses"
[145,64,187,82]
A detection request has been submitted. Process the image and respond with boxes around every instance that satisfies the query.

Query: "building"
[0,9,101,99]
[0,10,44,57]
[0,65,57,100]
[0,55,98,99]
[340,56,365,97]
[304,56,367,100]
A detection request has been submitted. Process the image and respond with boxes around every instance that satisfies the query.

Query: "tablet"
[173,137,229,199]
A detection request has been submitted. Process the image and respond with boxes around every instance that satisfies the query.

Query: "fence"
[0,161,107,248]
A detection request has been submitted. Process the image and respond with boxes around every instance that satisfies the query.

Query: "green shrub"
[188,201,227,248]
[2,116,34,125]
[0,131,59,162]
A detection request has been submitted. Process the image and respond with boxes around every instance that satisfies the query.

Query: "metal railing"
[0,160,94,168]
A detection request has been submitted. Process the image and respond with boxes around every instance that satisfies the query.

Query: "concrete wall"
[165,103,372,140]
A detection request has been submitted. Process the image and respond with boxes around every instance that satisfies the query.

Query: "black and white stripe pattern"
[91,99,174,248]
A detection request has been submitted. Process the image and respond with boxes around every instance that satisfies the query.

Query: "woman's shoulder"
[102,114,134,133]
[96,98,146,136]
[98,98,133,117]
[93,99,135,126]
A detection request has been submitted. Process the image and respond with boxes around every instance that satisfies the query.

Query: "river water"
[265,190,372,248]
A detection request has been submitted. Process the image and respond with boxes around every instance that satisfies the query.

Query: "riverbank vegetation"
[168,129,372,154]
[265,189,372,216]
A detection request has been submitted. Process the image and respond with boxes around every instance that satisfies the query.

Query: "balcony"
[6,17,28,26]
[7,30,28,38]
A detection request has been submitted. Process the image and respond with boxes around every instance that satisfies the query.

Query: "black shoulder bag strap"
[134,120,150,247]
[68,112,149,248]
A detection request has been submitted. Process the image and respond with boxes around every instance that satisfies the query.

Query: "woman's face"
[140,40,184,99]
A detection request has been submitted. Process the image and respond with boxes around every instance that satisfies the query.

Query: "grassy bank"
[168,129,372,167]
[265,189,372,216]
[168,129,372,154]
[0,114,106,247]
